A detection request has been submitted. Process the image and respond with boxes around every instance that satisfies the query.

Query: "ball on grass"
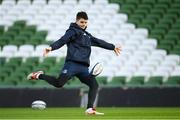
[31,100,46,110]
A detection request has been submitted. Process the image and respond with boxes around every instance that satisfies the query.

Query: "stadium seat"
[19,44,34,54]
[8,57,22,65]
[35,44,49,52]
[0,25,4,35]
[0,57,6,66]
[126,76,145,87]
[0,50,14,58]
[2,45,18,53]
[13,20,26,29]
[163,76,180,87]
[96,76,108,87]
[107,76,126,87]
[144,76,163,87]
[25,57,39,66]
[0,72,9,82]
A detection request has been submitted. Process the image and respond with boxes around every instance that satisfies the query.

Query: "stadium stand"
[0,0,180,88]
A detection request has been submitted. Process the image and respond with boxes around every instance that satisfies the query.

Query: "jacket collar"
[69,23,87,31]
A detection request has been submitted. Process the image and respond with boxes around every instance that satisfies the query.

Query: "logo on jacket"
[83,32,90,38]
[62,69,68,74]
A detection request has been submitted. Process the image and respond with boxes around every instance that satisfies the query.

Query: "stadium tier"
[0,20,48,46]
[0,0,180,88]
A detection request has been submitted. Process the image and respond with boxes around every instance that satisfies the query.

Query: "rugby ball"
[31,100,46,110]
[91,62,103,76]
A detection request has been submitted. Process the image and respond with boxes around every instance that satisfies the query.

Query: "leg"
[39,73,71,88]
[77,74,99,108]
[28,62,75,88]
[78,74,104,115]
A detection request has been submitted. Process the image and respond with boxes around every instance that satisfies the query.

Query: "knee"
[54,80,64,88]
[54,84,63,88]
[54,74,70,88]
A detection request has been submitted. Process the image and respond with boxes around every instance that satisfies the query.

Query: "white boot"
[27,71,44,80]
[85,108,104,115]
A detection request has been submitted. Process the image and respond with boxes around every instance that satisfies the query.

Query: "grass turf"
[0,107,180,119]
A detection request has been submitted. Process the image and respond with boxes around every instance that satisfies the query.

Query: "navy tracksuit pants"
[39,61,99,108]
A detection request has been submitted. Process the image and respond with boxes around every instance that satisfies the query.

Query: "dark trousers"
[39,61,99,108]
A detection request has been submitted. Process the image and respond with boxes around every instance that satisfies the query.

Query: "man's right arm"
[43,29,76,57]
[50,29,76,51]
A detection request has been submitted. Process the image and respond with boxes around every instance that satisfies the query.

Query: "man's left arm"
[91,37,121,56]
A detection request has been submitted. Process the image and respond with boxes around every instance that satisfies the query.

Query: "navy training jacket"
[50,23,115,66]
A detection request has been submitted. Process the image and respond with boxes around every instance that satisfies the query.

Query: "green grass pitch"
[0,107,180,120]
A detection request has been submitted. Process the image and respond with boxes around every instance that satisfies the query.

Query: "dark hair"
[76,11,88,20]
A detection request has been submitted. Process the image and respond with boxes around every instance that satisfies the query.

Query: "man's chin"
[82,27,87,30]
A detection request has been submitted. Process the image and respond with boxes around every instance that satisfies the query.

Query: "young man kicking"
[27,11,121,115]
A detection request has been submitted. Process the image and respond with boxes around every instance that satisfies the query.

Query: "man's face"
[76,18,88,29]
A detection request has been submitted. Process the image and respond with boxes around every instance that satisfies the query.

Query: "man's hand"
[114,46,121,56]
[43,47,52,57]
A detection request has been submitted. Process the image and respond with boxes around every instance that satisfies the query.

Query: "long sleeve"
[50,29,76,51]
[91,36,115,50]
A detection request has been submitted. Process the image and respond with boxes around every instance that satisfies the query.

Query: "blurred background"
[0,0,180,107]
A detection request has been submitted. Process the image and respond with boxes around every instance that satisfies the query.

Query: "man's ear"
[76,19,79,23]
